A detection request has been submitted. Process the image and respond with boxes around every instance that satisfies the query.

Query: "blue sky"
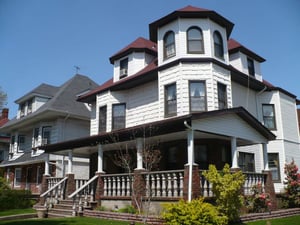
[1,0,299,119]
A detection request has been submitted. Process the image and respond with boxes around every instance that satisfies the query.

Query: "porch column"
[136,138,144,170]
[187,129,194,202]
[231,137,239,169]
[44,153,50,175]
[97,144,104,173]
[67,150,73,174]
[262,143,269,171]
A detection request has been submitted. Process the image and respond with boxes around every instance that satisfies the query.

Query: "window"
[262,104,276,130]
[42,126,51,145]
[36,166,43,185]
[247,58,255,76]
[164,31,176,59]
[120,58,128,78]
[18,135,25,152]
[194,145,208,170]
[187,27,204,53]
[213,31,224,59]
[217,83,227,109]
[98,105,107,133]
[20,103,25,117]
[27,99,33,114]
[14,168,22,187]
[238,152,255,172]
[165,83,177,116]
[112,103,126,130]
[189,81,206,112]
[33,128,39,147]
[10,135,15,153]
[268,153,280,182]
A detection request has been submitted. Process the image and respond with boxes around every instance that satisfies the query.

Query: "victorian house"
[0,74,98,194]
[38,6,299,213]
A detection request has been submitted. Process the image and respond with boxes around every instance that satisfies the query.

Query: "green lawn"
[0,212,299,225]
[0,209,36,217]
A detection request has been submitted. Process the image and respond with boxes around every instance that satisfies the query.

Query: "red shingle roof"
[228,38,265,62]
[109,37,157,64]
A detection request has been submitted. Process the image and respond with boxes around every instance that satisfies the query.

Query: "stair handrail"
[40,176,68,197]
[68,174,99,199]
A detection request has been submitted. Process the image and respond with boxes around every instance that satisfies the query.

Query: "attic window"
[247,58,255,76]
[187,27,204,54]
[120,58,128,78]
[164,31,176,59]
[213,31,224,59]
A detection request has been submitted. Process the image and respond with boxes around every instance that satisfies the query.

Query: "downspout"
[184,120,193,202]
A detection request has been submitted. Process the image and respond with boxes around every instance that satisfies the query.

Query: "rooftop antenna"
[74,66,80,74]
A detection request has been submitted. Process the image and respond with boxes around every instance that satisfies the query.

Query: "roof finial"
[74,66,80,74]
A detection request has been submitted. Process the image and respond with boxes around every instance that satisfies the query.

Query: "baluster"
[173,173,178,197]
[145,174,150,197]
[121,176,125,196]
[103,177,108,196]
[107,177,112,196]
[90,182,95,202]
[167,173,172,197]
[179,172,183,197]
[126,176,131,196]
[156,174,161,197]
[117,176,121,196]
[112,177,116,196]
[151,174,156,197]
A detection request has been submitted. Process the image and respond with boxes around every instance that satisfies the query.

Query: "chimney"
[1,108,8,119]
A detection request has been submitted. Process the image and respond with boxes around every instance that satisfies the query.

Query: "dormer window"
[20,103,25,117]
[27,99,33,114]
[247,58,255,76]
[164,31,176,59]
[120,58,128,79]
[213,31,224,59]
[187,27,204,54]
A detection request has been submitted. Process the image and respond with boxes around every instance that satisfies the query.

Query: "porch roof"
[40,107,275,157]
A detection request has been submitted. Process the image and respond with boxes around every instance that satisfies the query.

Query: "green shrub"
[162,198,228,225]
[0,189,33,211]
[117,205,137,214]
[0,177,10,191]
[203,164,245,223]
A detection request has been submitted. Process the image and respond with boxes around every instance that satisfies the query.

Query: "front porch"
[38,166,274,216]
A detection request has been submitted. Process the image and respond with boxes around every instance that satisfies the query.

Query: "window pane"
[165,84,177,116]
[187,28,204,53]
[218,83,227,109]
[262,105,276,129]
[268,153,280,181]
[42,126,51,144]
[213,31,224,58]
[164,32,176,58]
[238,152,255,172]
[113,104,125,130]
[99,106,107,133]
[190,82,206,112]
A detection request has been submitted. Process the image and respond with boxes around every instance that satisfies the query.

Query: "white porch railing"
[40,177,67,208]
[199,170,267,197]
[102,173,132,197]
[143,170,184,198]
[68,175,99,216]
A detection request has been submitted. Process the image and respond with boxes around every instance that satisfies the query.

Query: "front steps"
[47,199,75,218]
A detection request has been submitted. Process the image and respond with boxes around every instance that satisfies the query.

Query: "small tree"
[203,164,245,223]
[284,159,300,207]
[111,125,161,220]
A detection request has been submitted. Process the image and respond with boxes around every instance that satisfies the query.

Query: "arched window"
[164,31,176,59]
[187,27,204,53]
[213,31,224,59]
